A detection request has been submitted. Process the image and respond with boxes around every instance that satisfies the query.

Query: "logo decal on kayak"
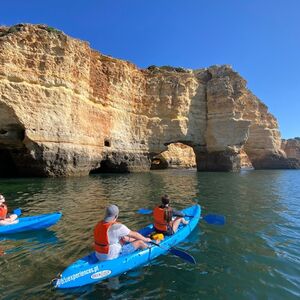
[56,265,100,286]
[91,270,111,280]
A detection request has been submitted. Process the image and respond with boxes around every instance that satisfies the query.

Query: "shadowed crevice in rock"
[90,158,129,173]
[0,149,18,177]
[195,149,242,172]
[150,157,169,170]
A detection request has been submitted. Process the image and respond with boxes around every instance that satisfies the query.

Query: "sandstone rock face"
[0,24,297,177]
[151,143,196,169]
[281,138,300,168]
[239,149,253,168]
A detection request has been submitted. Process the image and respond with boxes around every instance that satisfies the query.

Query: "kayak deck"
[0,212,62,234]
[54,204,200,289]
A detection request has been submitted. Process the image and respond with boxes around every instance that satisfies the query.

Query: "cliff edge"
[0,24,297,176]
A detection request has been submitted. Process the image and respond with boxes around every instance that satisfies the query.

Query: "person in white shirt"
[94,204,152,261]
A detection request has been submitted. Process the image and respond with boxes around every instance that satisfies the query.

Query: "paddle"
[137,208,225,225]
[12,208,22,217]
[149,241,196,264]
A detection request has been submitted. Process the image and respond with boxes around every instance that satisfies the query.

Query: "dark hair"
[161,195,170,205]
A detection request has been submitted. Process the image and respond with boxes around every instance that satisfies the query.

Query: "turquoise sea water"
[0,169,300,299]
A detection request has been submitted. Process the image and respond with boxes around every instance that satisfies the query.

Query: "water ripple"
[0,170,299,299]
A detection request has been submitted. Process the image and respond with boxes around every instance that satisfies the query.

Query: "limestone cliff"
[0,24,297,177]
[281,138,300,166]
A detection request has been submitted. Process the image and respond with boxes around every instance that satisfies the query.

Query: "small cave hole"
[104,139,111,147]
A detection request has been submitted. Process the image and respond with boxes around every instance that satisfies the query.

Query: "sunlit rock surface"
[281,138,300,168]
[0,24,297,177]
[151,143,196,169]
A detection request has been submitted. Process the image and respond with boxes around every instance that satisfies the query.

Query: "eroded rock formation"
[0,24,298,177]
[281,138,300,167]
[239,150,253,168]
[151,143,196,169]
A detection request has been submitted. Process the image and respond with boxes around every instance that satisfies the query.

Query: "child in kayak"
[153,195,189,235]
[0,194,18,225]
[94,204,152,261]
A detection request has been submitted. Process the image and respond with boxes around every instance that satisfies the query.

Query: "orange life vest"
[94,220,116,254]
[0,204,8,220]
[153,206,173,232]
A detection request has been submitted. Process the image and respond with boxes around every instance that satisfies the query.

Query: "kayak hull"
[0,212,62,234]
[54,204,200,289]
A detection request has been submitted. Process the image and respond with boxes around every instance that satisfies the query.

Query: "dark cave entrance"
[0,149,19,177]
[89,158,129,174]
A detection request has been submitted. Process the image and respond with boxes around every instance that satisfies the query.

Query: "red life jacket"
[94,220,116,254]
[0,204,8,220]
[153,206,173,232]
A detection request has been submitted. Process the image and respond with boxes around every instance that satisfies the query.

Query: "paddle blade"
[169,248,196,264]
[203,214,225,225]
[137,208,153,215]
[12,208,22,217]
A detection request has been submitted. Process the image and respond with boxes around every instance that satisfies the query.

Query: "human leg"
[120,240,148,256]
[171,217,189,233]
[0,218,18,225]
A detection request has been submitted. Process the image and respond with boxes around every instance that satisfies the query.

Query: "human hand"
[145,237,152,243]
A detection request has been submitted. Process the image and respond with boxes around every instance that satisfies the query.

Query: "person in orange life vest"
[153,195,189,235]
[94,204,152,261]
[0,194,18,226]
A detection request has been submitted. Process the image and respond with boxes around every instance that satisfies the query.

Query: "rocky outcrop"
[0,24,297,177]
[281,138,300,167]
[151,143,196,169]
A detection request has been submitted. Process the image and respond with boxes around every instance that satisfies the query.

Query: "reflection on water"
[0,169,300,299]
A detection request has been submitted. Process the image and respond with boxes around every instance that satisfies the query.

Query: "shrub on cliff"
[0,24,23,37]
[45,26,61,34]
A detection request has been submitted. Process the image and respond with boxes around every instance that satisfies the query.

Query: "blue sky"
[1,0,299,138]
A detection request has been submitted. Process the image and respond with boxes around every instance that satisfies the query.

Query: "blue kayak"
[0,212,62,234]
[53,204,200,289]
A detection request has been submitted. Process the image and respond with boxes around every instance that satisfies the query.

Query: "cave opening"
[89,158,129,174]
[0,149,19,177]
[150,142,197,170]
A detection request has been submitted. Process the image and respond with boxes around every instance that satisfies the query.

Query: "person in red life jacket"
[94,204,152,261]
[153,195,189,235]
[0,194,18,226]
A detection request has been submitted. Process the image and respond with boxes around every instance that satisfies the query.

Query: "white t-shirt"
[95,223,130,261]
